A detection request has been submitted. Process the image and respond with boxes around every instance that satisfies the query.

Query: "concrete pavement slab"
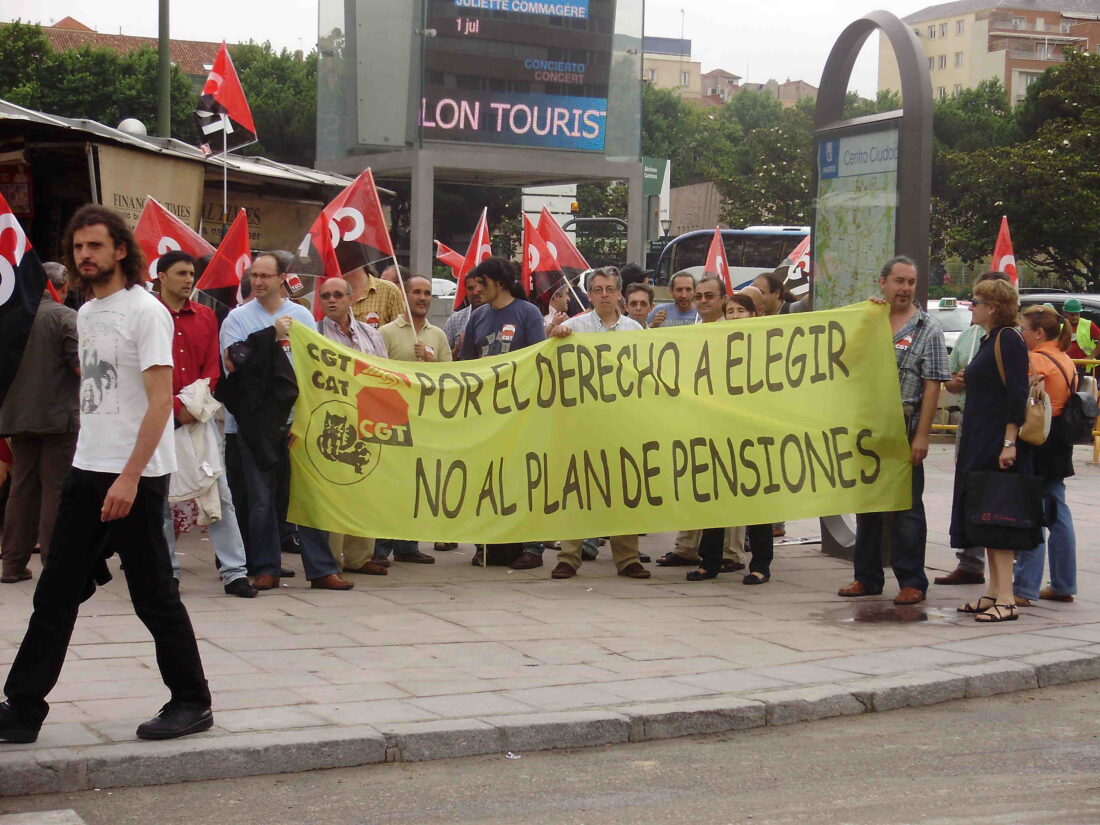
[0,443,1096,795]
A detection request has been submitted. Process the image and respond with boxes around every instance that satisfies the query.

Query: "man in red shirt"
[156,251,256,597]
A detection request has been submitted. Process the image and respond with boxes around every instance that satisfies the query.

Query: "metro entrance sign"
[811,10,932,310]
[811,11,932,556]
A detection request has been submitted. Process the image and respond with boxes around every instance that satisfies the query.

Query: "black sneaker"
[224,578,258,598]
[0,701,39,744]
[136,702,214,741]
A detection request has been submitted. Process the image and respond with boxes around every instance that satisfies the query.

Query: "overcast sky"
[4,0,899,96]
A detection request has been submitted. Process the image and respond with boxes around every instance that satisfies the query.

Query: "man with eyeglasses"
[292,276,389,578]
[546,267,651,580]
[220,254,351,591]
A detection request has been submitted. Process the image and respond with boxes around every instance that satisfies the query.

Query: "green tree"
[230,42,317,166]
[35,45,194,139]
[719,105,814,227]
[641,84,743,187]
[940,52,1100,286]
[0,21,49,106]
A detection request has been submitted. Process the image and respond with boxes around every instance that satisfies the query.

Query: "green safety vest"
[1075,318,1097,353]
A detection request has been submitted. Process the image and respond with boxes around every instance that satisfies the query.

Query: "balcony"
[988,16,1085,39]
[1005,49,1066,62]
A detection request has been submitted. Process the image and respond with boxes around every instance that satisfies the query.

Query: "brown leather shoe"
[1014,595,1032,607]
[618,562,651,579]
[510,551,544,570]
[0,569,32,584]
[838,580,881,597]
[344,562,388,576]
[551,562,576,579]
[1039,587,1073,602]
[369,557,392,568]
[933,568,986,585]
[893,586,926,605]
[252,574,280,591]
[310,574,354,590]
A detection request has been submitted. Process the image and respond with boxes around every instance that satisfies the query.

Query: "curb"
[3,651,1099,797]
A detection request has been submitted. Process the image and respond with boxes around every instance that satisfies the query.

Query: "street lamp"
[660,219,672,237]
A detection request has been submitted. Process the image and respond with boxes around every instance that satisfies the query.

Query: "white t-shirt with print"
[74,285,176,477]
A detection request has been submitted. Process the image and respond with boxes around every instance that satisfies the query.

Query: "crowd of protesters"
[0,203,1088,745]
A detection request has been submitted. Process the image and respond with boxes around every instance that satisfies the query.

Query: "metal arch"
[813,9,934,286]
[812,11,933,559]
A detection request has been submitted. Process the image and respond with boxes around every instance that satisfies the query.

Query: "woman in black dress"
[949,277,1031,622]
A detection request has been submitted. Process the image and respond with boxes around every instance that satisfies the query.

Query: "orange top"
[1029,341,1075,416]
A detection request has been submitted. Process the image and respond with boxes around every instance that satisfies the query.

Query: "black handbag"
[964,470,1045,551]
[1035,351,1099,445]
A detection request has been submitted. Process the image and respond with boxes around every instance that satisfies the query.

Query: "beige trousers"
[329,535,375,570]
[673,527,744,563]
[559,535,640,572]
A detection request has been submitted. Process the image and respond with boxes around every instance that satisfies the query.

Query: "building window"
[647,68,656,82]
[937,86,946,99]
[1011,16,1025,30]
[928,56,935,70]
[928,25,936,39]
[939,54,947,68]
[914,27,921,37]
[1023,73,1040,88]
[1060,20,1073,33]
[956,20,965,35]
[955,51,964,67]
[679,71,689,86]
[1037,43,1054,59]
[940,22,947,37]
[954,84,963,95]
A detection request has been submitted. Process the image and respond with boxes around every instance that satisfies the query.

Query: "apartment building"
[879,1,1100,104]
[643,36,702,99]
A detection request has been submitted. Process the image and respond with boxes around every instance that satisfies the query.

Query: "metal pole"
[157,0,171,137]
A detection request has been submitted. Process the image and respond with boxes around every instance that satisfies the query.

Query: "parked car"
[1018,292,1100,328]
[432,277,457,298]
[926,297,972,353]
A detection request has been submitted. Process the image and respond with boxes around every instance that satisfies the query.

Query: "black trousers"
[699,524,773,575]
[3,469,210,727]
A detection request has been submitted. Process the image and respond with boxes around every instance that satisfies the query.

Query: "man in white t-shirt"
[1,205,212,744]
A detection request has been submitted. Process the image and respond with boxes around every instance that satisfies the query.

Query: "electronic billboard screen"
[421,0,616,152]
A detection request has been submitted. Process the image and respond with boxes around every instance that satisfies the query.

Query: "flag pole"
[390,255,417,343]
[222,117,229,227]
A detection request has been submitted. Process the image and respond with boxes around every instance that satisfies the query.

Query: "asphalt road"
[3,683,1099,825]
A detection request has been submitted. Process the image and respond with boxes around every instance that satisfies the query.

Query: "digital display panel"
[421,0,616,151]
[813,125,900,310]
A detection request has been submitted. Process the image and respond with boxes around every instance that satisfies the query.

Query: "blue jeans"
[234,434,289,577]
[374,538,419,559]
[1014,479,1076,600]
[295,526,345,580]
[165,469,249,586]
[853,462,928,593]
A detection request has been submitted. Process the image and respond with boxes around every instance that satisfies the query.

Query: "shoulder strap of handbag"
[1034,350,1078,393]
[993,328,1007,388]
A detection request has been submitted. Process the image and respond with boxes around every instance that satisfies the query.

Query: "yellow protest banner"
[288,302,912,543]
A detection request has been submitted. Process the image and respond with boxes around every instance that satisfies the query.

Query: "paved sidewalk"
[1,444,1097,795]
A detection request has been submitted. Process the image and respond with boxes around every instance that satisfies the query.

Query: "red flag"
[435,240,464,278]
[194,42,257,154]
[452,208,492,310]
[133,196,215,282]
[302,168,394,281]
[781,234,811,298]
[537,207,589,273]
[0,194,47,408]
[992,216,1018,285]
[311,275,324,322]
[195,208,250,298]
[522,213,564,298]
[703,226,731,293]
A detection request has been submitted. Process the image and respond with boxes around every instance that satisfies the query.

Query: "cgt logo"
[354,360,414,447]
[146,236,182,281]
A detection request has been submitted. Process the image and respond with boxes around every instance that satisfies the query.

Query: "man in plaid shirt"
[839,256,949,606]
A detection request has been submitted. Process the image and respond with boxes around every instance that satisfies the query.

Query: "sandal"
[686,568,719,581]
[742,572,769,585]
[656,552,698,567]
[974,603,1018,623]
[956,595,996,614]
[720,560,746,573]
